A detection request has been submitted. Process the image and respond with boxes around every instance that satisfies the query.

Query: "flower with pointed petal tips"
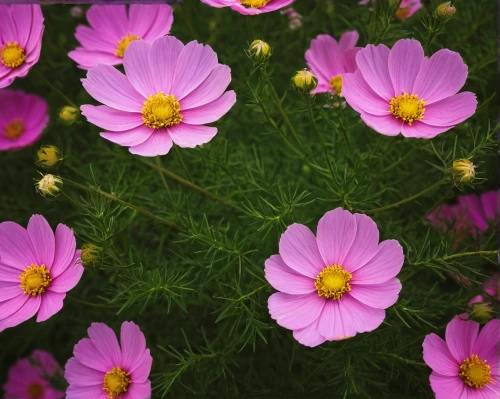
[201,0,295,15]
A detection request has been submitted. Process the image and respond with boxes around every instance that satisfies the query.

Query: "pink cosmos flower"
[200,0,295,15]
[359,0,422,20]
[80,36,236,157]
[0,5,44,89]
[343,39,477,138]
[68,4,173,70]
[469,275,500,305]
[280,7,303,30]
[305,31,360,96]
[265,207,404,347]
[0,215,83,332]
[422,316,500,399]
[0,90,49,151]
[3,350,64,399]
[65,321,152,399]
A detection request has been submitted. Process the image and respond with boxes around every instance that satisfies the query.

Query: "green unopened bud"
[35,173,63,197]
[469,302,495,324]
[436,2,456,21]
[247,40,272,63]
[36,145,63,169]
[81,243,103,268]
[59,106,79,124]
[291,69,318,94]
[451,159,476,183]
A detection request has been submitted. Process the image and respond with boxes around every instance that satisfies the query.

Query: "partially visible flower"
[280,7,302,30]
[395,0,422,20]
[81,243,103,268]
[247,40,272,62]
[266,208,404,347]
[343,39,477,138]
[36,145,63,169]
[451,159,476,183]
[59,106,79,124]
[0,90,49,151]
[200,0,295,15]
[0,5,44,88]
[68,4,174,70]
[3,350,64,399]
[0,215,83,332]
[36,174,63,197]
[436,2,456,21]
[423,316,500,399]
[305,31,360,96]
[468,302,495,324]
[81,36,236,157]
[65,321,152,399]
[291,69,318,93]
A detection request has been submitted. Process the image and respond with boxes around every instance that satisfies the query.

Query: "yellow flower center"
[395,6,411,19]
[142,92,183,129]
[4,119,25,140]
[1,42,26,68]
[115,34,141,58]
[28,382,44,399]
[329,74,343,96]
[315,265,352,300]
[19,264,52,296]
[103,367,131,399]
[459,354,492,389]
[241,0,270,8]
[389,93,426,125]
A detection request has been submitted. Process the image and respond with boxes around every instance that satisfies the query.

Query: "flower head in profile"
[305,31,360,96]
[3,350,64,399]
[200,0,295,15]
[0,5,44,88]
[65,321,152,399]
[0,215,83,332]
[265,208,404,347]
[423,316,500,399]
[0,90,49,151]
[68,4,173,70]
[343,39,477,138]
[359,0,422,20]
[81,36,236,157]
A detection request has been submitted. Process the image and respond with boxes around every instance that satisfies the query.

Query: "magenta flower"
[200,0,295,15]
[3,350,64,399]
[343,39,477,138]
[65,321,152,399]
[359,0,422,20]
[265,207,404,347]
[0,4,44,89]
[305,31,360,96]
[423,316,500,399]
[0,90,49,151]
[68,4,173,70]
[0,215,83,332]
[81,36,236,157]
[469,275,500,305]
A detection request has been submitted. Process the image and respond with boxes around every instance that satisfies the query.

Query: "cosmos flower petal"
[0,221,35,268]
[86,5,127,38]
[49,250,83,293]
[36,291,66,322]
[317,299,357,340]
[0,295,28,327]
[356,44,394,100]
[352,240,403,285]
[343,214,380,273]
[100,125,154,147]
[339,30,359,52]
[388,39,424,95]
[181,91,236,125]
[429,373,464,399]
[87,322,122,367]
[342,70,389,116]
[423,92,477,127]
[131,4,174,40]
[64,357,104,387]
[65,384,106,398]
[472,319,500,374]
[292,318,327,348]
[344,47,360,73]
[73,338,114,372]
[124,40,156,98]
[120,321,147,373]
[264,255,315,295]
[74,25,116,51]
[81,105,144,132]
[400,120,454,139]
[148,35,184,94]
[458,194,489,232]
[480,191,498,222]
[422,333,460,376]
[0,282,21,301]
[27,214,55,267]
[349,278,401,309]
[167,123,218,148]
[360,113,403,136]
[68,49,122,70]
[0,295,41,331]
[129,130,173,157]
[445,316,479,364]
[268,292,325,330]
[128,380,152,399]
[305,34,344,82]
[129,350,152,384]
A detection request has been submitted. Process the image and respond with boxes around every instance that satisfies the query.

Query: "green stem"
[33,69,78,108]
[68,295,118,309]
[155,156,174,204]
[435,250,498,262]
[246,16,255,41]
[174,145,194,183]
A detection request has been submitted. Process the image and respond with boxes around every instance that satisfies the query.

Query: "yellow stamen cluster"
[389,93,426,125]
[142,92,183,129]
[329,74,343,96]
[19,264,52,296]
[4,119,25,140]
[1,42,26,68]
[315,265,352,300]
[459,354,492,389]
[103,367,131,399]
[241,0,270,8]
[115,34,141,58]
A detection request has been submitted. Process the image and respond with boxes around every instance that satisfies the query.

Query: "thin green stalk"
[155,156,174,204]
[68,295,118,309]
[33,69,78,108]
[435,250,498,262]
[174,145,194,183]
[246,16,255,41]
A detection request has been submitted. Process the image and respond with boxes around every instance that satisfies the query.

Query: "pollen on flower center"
[142,92,183,129]
[329,74,343,96]
[315,265,352,300]
[19,264,52,296]
[459,354,492,389]
[28,382,44,399]
[4,119,25,140]
[389,93,426,125]
[1,42,26,68]
[115,34,141,58]
[103,367,131,399]
[241,0,270,8]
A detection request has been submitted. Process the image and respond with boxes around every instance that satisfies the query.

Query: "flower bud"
[36,174,63,197]
[436,2,456,21]
[59,106,79,124]
[81,243,103,268]
[469,302,495,324]
[291,69,318,94]
[247,40,272,63]
[70,6,83,19]
[36,145,63,169]
[451,159,476,183]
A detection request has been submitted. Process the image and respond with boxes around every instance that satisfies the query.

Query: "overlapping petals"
[200,0,295,15]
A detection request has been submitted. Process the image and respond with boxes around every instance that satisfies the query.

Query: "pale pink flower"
[0,90,49,151]
[0,215,83,332]
[266,208,404,347]
[305,31,360,96]
[343,39,477,138]
[68,4,173,70]
[81,36,236,157]
[280,7,303,30]
[359,0,422,20]
[3,350,64,399]
[65,321,152,399]
[200,0,295,15]
[423,316,500,399]
[469,275,500,305]
[0,4,44,88]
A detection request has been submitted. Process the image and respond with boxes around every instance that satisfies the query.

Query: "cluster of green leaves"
[0,0,497,397]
